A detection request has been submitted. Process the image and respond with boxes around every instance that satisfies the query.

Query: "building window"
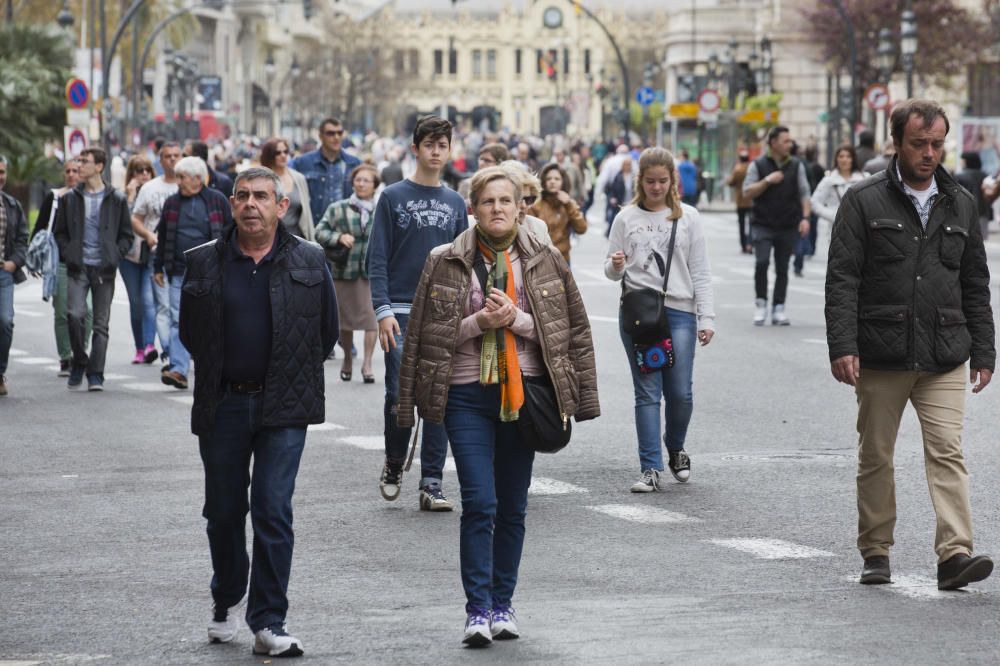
[563,48,569,74]
[472,49,482,78]
[487,49,496,79]
[536,49,543,74]
[584,48,591,75]
[449,47,457,75]
[434,49,443,75]
[515,48,522,75]
[409,48,419,75]
[395,49,405,75]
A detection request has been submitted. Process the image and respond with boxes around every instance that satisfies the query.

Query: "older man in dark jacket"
[180,167,337,658]
[826,100,995,591]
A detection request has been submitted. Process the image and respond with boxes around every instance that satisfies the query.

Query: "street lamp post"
[264,51,277,136]
[900,3,918,99]
[724,38,738,110]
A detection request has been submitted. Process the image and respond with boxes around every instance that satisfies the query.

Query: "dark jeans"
[198,391,307,632]
[751,225,798,305]
[67,265,116,375]
[793,213,819,273]
[445,382,535,609]
[0,269,13,375]
[737,208,752,249]
[383,312,447,485]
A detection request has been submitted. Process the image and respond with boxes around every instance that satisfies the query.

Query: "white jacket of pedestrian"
[811,170,865,225]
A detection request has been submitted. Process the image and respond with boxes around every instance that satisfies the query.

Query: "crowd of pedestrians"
[2,97,998,655]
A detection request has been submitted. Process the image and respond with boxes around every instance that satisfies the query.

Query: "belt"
[228,380,264,394]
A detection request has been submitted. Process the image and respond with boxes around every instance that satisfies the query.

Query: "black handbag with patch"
[619,218,677,345]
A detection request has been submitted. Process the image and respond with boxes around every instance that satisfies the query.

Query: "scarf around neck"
[474,224,524,422]
[349,193,375,231]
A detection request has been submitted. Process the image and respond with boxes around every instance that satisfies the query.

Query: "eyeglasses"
[322,129,344,137]
[522,195,537,206]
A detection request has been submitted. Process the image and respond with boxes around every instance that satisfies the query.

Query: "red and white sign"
[864,83,891,111]
[64,126,88,158]
[698,88,722,114]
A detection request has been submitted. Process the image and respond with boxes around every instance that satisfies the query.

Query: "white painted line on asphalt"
[122,382,169,392]
[803,338,827,345]
[13,356,56,365]
[844,575,986,600]
[310,422,347,431]
[102,373,134,381]
[589,315,618,323]
[0,660,45,665]
[14,308,43,318]
[62,475,79,479]
[8,348,28,356]
[529,477,588,495]
[709,538,835,559]
[338,435,385,450]
[787,285,826,297]
[588,504,701,524]
[168,396,194,406]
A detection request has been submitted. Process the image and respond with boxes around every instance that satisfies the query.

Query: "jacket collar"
[885,156,960,198]
[218,222,294,258]
[72,181,114,197]
[445,223,547,269]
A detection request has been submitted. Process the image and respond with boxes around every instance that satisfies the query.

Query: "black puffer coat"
[825,158,995,373]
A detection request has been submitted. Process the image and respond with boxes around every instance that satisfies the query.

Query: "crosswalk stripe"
[709,538,835,559]
[529,477,588,495]
[13,356,56,365]
[587,503,701,524]
[8,348,28,356]
[310,422,347,431]
[122,382,169,392]
[13,308,43,318]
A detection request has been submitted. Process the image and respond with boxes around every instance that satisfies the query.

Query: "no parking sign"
[64,126,88,158]
[66,78,90,110]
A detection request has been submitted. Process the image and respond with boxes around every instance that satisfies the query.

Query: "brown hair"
[890,99,950,147]
[412,115,452,147]
[125,155,154,184]
[259,138,289,169]
[478,142,510,164]
[80,147,107,169]
[631,147,683,220]
[539,163,570,195]
[833,145,860,174]
[350,163,380,190]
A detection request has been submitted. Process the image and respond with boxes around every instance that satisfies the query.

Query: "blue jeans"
[619,308,697,472]
[0,269,14,375]
[384,313,447,485]
[118,258,155,350]
[151,254,170,358]
[167,272,190,376]
[198,391,307,633]
[445,382,535,609]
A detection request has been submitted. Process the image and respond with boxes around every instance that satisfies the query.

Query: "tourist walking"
[528,163,587,264]
[0,155,29,397]
[118,155,158,365]
[261,138,314,240]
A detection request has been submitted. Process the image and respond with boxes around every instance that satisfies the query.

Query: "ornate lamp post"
[264,50,277,136]
[900,3,918,99]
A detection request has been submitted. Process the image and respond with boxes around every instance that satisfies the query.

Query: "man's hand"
[831,354,860,386]
[764,170,784,185]
[378,316,400,352]
[154,272,165,288]
[799,218,810,238]
[971,368,993,394]
[1,260,16,273]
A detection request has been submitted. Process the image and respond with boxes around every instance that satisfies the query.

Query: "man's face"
[177,172,203,197]
[412,134,450,173]
[160,146,181,175]
[64,160,80,187]
[319,123,344,154]
[896,115,947,185]
[769,131,792,160]
[0,161,6,191]
[77,153,102,180]
[231,177,288,239]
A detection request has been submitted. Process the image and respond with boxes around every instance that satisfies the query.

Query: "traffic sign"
[66,78,90,110]
[698,88,721,114]
[864,83,891,111]
[668,103,699,119]
[636,86,656,107]
[737,109,781,124]
[64,126,88,157]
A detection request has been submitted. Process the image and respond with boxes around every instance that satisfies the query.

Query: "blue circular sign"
[66,78,90,109]
[636,86,656,107]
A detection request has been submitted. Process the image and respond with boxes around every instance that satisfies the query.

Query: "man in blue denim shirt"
[290,117,361,222]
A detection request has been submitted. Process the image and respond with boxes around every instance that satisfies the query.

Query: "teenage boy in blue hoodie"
[367,116,468,511]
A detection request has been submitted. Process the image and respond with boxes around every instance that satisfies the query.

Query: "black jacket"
[1,191,29,284]
[180,225,339,436]
[825,157,995,373]
[53,183,133,277]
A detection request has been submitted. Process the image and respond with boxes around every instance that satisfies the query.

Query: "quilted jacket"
[397,224,600,427]
[825,158,995,373]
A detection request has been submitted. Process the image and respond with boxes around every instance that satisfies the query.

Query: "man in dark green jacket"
[826,100,995,591]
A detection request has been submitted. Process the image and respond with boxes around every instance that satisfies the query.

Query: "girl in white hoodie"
[811,146,865,235]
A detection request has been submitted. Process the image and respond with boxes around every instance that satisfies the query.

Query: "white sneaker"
[419,484,454,511]
[491,604,519,640]
[463,606,492,647]
[253,626,304,657]
[207,602,242,643]
[630,469,660,493]
[772,304,790,326]
[379,460,402,501]
[753,298,767,326]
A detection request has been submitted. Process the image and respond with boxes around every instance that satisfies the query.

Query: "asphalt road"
[4,208,1000,665]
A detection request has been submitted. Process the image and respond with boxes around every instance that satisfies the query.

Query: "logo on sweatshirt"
[393,199,458,232]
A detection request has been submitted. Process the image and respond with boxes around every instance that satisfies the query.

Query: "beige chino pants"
[854,364,972,563]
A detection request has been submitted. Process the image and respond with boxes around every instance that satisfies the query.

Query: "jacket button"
[897,223,902,228]
[542,289,549,296]
[946,226,951,231]
[431,290,438,297]
[916,275,922,280]
[914,236,918,241]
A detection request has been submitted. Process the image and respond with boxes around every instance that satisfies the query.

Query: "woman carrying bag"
[606,147,715,493]
[397,167,599,647]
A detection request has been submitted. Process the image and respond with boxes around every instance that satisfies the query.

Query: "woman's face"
[836,149,853,173]
[353,169,376,200]
[275,142,290,168]
[474,178,519,239]
[543,169,563,193]
[641,165,671,205]
[134,166,153,186]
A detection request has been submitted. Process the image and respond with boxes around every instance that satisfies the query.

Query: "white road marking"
[787,285,826,297]
[529,477,588,495]
[588,504,701,524]
[13,357,56,365]
[14,308,43,318]
[803,338,827,345]
[8,348,28,356]
[102,373,134,381]
[309,422,347,431]
[709,538,835,559]
[337,436,385,450]
[168,396,193,406]
[844,575,985,600]
[61,475,79,479]
[589,315,618,323]
[122,382,169,392]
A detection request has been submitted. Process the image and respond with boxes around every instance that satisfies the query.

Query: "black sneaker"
[668,450,691,482]
[87,373,104,392]
[859,555,891,585]
[937,553,993,590]
[67,364,85,390]
[58,359,71,377]
[379,460,402,501]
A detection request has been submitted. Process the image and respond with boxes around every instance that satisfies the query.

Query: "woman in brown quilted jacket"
[527,163,588,264]
[397,166,599,647]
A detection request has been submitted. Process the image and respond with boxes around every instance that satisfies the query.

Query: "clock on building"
[543,6,563,29]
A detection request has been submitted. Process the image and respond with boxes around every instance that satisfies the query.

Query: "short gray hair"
[232,166,285,201]
[0,154,8,167]
[174,156,208,181]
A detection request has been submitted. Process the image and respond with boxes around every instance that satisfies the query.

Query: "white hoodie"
[811,170,865,224]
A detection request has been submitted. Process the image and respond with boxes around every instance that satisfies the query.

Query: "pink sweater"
[451,248,545,384]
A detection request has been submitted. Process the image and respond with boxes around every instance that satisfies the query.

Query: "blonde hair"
[468,166,522,206]
[631,147,683,220]
[499,160,541,198]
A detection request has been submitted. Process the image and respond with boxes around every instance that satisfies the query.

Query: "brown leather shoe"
[160,370,188,390]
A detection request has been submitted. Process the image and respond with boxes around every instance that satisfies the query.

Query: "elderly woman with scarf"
[315,163,380,383]
[397,166,600,647]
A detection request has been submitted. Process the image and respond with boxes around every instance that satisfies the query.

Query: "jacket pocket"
[428,285,460,321]
[289,268,323,318]
[182,279,212,298]
[858,304,908,363]
[938,225,968,270]
[868,218,907,262]
[533,279,567,320]
[934,307,971,366]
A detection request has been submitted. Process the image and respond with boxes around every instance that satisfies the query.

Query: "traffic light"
[839,87,854,124]
[303,0,313,19]
[546,49,557,80]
